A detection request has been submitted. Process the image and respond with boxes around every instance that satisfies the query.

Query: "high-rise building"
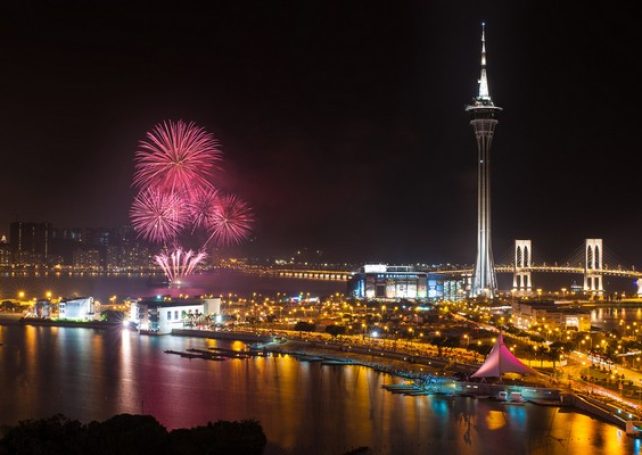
[466,23,502,298]
[106,244,154,272]
[72,248,101,271]
[9,222,52,266]
[0,242,10,267]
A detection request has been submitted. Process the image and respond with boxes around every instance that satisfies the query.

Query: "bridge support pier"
[584,239,604,296]
[637,278,642,297]
[513,240,532,295]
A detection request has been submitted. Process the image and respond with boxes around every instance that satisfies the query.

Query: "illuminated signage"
[364,264,387,273]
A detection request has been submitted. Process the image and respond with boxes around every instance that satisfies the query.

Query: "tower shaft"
[471,113,498,297]
[466,22,501,298]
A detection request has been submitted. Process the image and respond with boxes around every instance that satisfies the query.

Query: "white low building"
[130,297,221,333]
[59,297,94,320]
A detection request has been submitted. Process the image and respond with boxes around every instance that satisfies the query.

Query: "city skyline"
[0,3,641,265]
[0,5,640,452]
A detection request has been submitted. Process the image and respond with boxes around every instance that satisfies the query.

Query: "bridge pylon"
[513,240,532,295]
[584,239,604,295]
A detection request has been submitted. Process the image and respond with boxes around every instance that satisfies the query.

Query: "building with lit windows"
[10,222,52,266]
[511,300,591,331]
[129,297,222,333]
[59,297,94,320]
[73,248,101,271]
[0,241,10,267]
[348,264,428,300]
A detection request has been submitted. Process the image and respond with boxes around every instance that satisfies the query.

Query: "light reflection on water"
[0,270,345,300]
[0,325,635,454]
[591,306,642,331]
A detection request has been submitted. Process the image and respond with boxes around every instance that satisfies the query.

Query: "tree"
[294,321,315,332]
[101,310,124,324]
[325,325,346,338]
[0,414,267,455]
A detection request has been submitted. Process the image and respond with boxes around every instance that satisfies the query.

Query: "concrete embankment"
[0,314,24,325]
[0,315,121,330]
[171,329,272,343]
[278,339,479,375]
[564,393,631,429]
[168,329,478,376]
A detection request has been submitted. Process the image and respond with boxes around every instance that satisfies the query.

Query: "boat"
[626,421,642,438]
[205,347,252,359]
[165,349,226,361]
[502,392,526,405]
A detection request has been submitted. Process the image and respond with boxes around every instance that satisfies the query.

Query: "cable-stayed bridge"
[264,238,642,296]
[431,238,642,295]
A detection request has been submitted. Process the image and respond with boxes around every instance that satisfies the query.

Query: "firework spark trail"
[134,120,221,193]
[130,188,187,243]
[155,254,173,281]
[187,187,219,232]
[155,248,207,282]
[206,194,254,246]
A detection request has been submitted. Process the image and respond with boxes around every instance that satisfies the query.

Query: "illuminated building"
[59,297,94,320]
[0,241,10,267]
[9,221,52,266]
[467,23,501,298]
[34,299,52,318]
[348,264,428,300]
[106,244,154,272]
[511,300,591,331]
[72,248,101,271]
[443,279,467,301]
[130,297,222,333]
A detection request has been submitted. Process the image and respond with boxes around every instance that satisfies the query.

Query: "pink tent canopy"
[470,333,536,378]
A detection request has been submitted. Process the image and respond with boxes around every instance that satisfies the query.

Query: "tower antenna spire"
[478,21,490,101]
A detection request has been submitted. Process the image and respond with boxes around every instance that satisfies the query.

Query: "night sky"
[0,1,641,265]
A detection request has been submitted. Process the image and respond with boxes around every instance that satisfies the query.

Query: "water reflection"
[0,270,345,301]
[0,325,635,454]
[592,305,642,327]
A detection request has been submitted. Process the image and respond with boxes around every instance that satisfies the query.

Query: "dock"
[164,349,226,361]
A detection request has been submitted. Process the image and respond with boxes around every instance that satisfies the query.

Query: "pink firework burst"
[134,120,221,192]
[207,194,254,246]
[130,188,187,243]
[187,187,219,231]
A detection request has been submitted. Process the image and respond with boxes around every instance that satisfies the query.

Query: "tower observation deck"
[466,23,502,298]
